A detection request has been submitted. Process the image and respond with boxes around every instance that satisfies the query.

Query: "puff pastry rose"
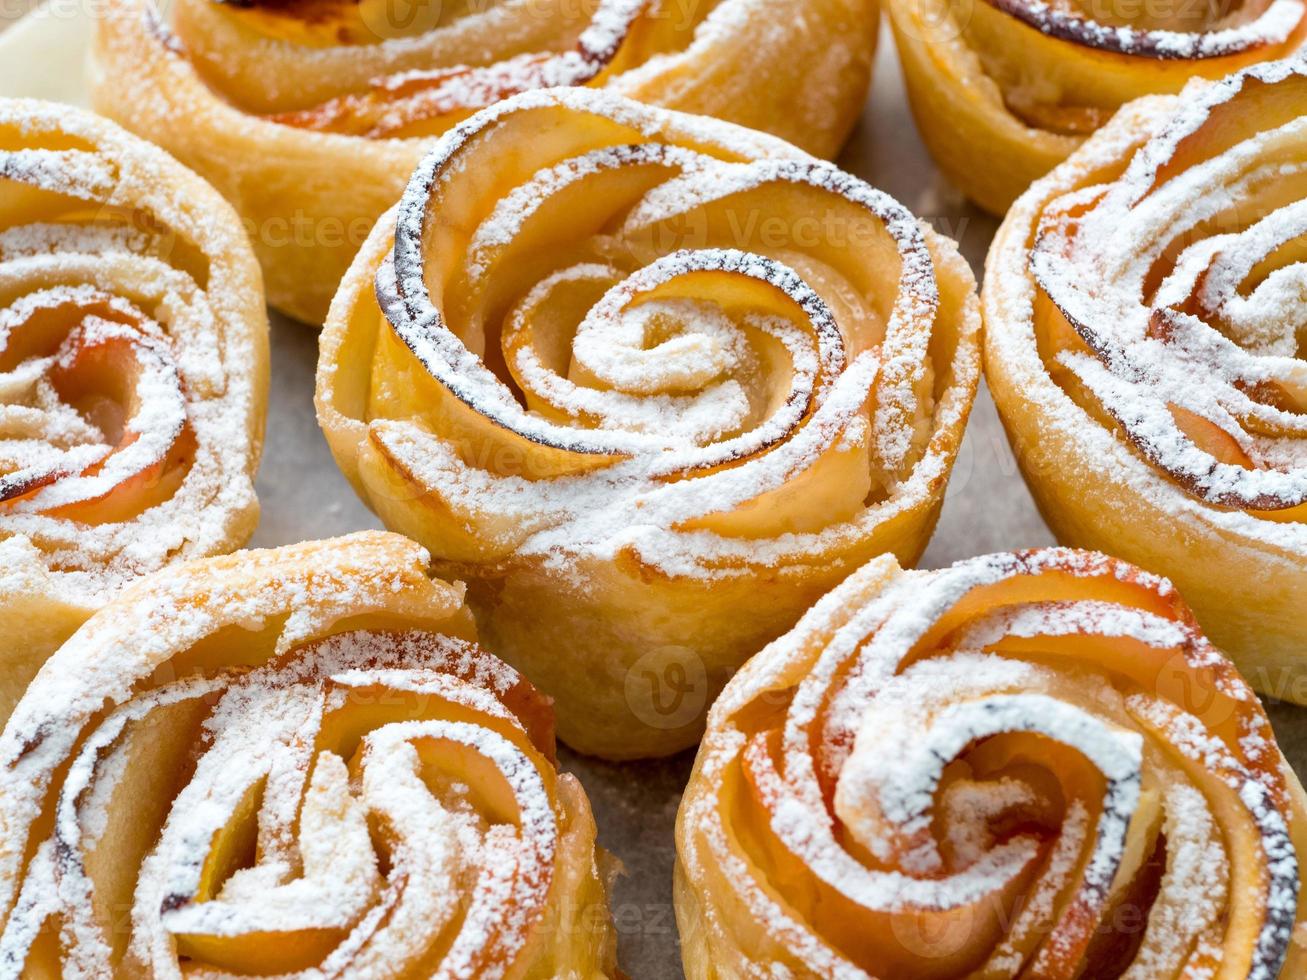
[676,548,1307,978]
[887,0,1307,213]
[90,0,878,323]
[316,89,982,760]
[0,99,267,727]
[985,60,1307,704]
[0,532,617,978]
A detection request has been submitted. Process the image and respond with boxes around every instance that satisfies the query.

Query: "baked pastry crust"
[984,61,1307,704]
[887,0,1307,213]
[0,531,617,978]
[0,98,267,727]
[317,88,981,759]
[676,548,1307,977]
[90,0,879,323]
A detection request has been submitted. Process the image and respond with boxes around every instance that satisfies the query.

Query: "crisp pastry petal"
[316,88,982,759]
[675,547,1307,978]
[0,531,617,978]
[0,98,267,727]
[90,0,879,322]
[887,0,1307,212]
[984,59,1307,704]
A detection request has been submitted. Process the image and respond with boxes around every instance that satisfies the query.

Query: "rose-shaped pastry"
[985,60,1307,703]
[0,532,617,978]
[676,548,1307,977]
[316,88,982,759]
[0,99,267,726]
[887,0,1307,213]
[90,0,878,323]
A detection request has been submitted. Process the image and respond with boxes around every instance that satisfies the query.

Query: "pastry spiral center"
[0,286,189,520]
[1030,62,1307,514]
[31,628,564,978]
[679,549,1304,979]
[381,113,936,485]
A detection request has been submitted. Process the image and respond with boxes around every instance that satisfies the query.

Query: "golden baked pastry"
[0,98,267,727]
[0,532,617,977]
[316,88,982,760]
[676,548,1307,977]
[985,60,1307,704]
[90,0,879,323]
[887,0,1307,213]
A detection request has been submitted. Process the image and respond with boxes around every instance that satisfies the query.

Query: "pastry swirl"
[0,99,266,726]
[91,0,879,322]
[317,88,982,759]
[985,59,1307,703]
[0,532,616,978]
[675,548,1307,978]
[886,0,1307,212]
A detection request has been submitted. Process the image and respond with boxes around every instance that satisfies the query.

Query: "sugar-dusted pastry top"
[985,0,1303,61]
[140,0,865,144]
[0,98,266,604]
[268,0,655,136]
[0,533,615,977]
[967,0,1306,139]
[320,86,980,580]
[992,59,1306,530]
[677,548,1307,977]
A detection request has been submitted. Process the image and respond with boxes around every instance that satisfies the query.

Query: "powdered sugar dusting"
[141,0,860,148]
[676,547,1306,975]
[327,86,978,580]
[987,0,1304,59]
[0,534,610,976]
[988,60,1307,549]
[0,98,264,609]
[269,0,651,137]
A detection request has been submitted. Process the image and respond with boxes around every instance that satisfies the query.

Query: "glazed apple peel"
[676,549,1307,978]
[0,286,192,522]
[0,98,263,594]
[270,0,651,138]
[1029,60,1307,516]
[0,534,614,978]
[367,89,946,552]
[964,0,1306,132]
[317,88,979,756]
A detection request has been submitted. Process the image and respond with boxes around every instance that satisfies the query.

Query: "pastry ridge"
[675,547,1307,977]
[0,97,267,728]
[887,0,1307,213]
[984,58,1307,704]
[90,0,879,322]
[0,531,617,978]
[316,87,982,759]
